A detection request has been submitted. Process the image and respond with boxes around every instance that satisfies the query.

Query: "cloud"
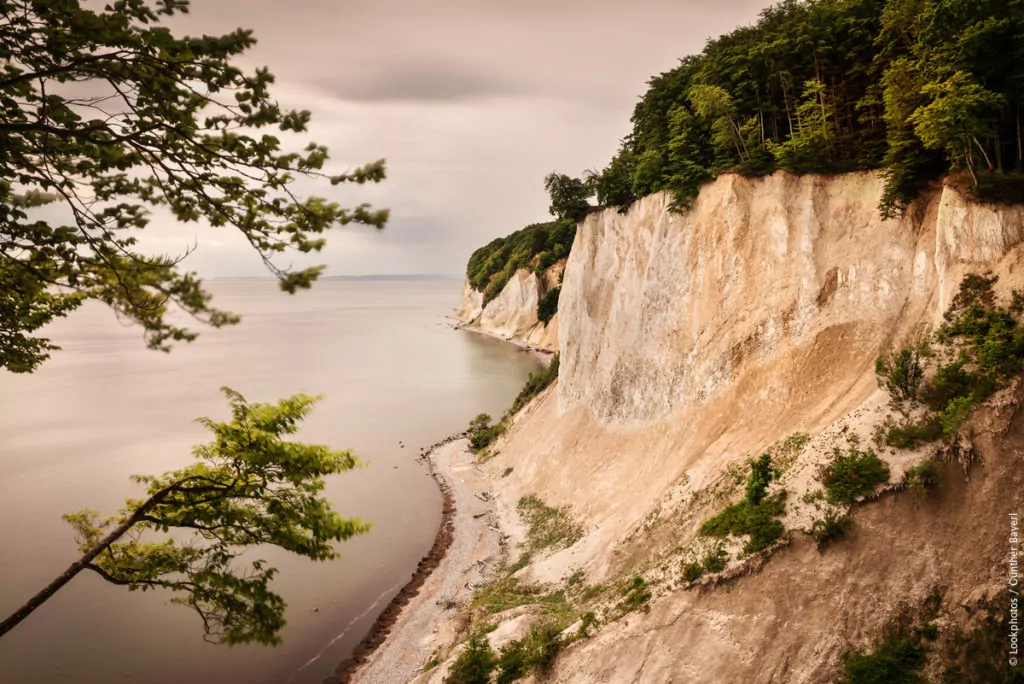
[312,58,531,103]
[133,0,781,278]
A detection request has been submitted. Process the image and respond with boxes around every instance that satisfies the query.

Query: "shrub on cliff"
[510,355,560,414]
[820,446,890,505]
[700,454,787,553]
[445,632,495,684]
[467,413,501,452]
[876,341,928,404]
[537,287,561,325]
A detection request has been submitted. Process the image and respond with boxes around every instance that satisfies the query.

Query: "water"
[0,279,542,684]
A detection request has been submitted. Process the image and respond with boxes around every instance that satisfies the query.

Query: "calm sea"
[0,278,541,684]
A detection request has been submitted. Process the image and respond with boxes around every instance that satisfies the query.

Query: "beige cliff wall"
[456,263,562,351]
[461,171,1024,683]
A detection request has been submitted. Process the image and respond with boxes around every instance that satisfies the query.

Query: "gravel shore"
[345,438,504,684]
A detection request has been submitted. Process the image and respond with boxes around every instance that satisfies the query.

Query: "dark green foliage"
[537,287,561,325]
[842,637,926,684]
[883,416,944,449]
[544,173,592,222]
[445,632,495,684]
[811,512,851,550]
[467,413,501,452]
[682,562,704,583]
[587,0,1024,215]
[495,639,527,684]
[0,0,388,372]
[700,492,788,553]
[466,222,575,305]
[701,456,787,553]
[494,622,563,683]
[616,576,652,614]
[511,355,559,414]
[820,446,891,505]
[876,344,927,403]
[745,453,775,505]
[702,545,729,573]
[974,173,1024,204]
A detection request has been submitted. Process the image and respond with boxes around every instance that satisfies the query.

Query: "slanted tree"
[0,388,369,644]
[0,0,387,373]
[0,0,380,644]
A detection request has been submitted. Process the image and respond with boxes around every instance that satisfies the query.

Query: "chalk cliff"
[456,264,561,352]
[421,171,1024,683]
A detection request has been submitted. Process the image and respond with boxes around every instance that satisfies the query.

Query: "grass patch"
[537,287,561,325]
[700,454,787,554]
[518,494,583,554]
[819,446,890,505]
[614,576,652,615]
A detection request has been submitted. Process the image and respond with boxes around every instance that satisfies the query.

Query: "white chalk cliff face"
[456,266,560,351]
[422,170,1024,683]
[559,171,1024,424]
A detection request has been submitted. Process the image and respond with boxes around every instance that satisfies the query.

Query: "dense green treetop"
[558,0,1024,216]
[0,0,387,373]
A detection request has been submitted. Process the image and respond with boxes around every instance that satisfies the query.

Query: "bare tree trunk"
[781,77,794,135]
[0,488,170,639]
[973,136,994,171]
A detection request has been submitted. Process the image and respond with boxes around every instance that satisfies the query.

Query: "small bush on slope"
[444,631,495,684]
[700,453,787,553]
[819,446,890,505]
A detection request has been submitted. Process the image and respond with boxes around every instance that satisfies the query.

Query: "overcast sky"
[152,0,777,277]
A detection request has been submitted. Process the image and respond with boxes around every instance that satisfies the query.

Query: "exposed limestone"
[388,170,1024,683]
[456,263,563,352]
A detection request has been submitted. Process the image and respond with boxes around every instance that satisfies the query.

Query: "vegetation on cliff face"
[466,221,575,305]
[552,0,1024,216]
[467,356,560,454]
[876,273,1024,449]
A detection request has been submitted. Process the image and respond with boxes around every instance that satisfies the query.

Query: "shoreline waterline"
[326,431,465,683]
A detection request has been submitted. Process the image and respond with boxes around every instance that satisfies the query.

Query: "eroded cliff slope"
[424,171,1024,683]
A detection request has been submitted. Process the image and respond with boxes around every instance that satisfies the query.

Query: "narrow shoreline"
[327,321,538,683]
[325,432,465,684]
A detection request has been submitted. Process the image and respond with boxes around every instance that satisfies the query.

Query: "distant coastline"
[210,274,462,281]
